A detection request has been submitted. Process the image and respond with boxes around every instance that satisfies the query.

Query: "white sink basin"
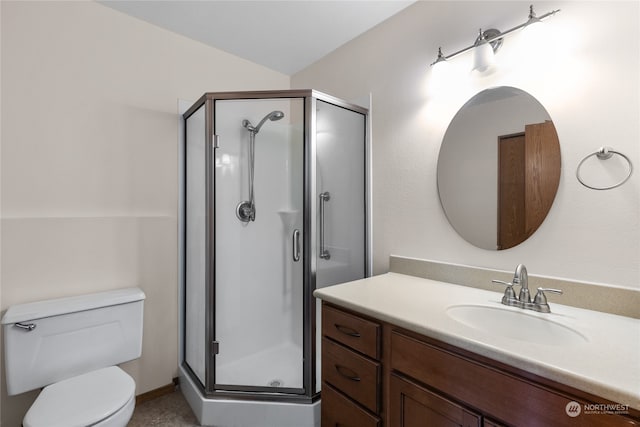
[446,305,588,346]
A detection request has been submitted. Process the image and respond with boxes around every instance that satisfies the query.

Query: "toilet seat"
[23,366,135,427]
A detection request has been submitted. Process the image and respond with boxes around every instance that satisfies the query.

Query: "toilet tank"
[2,287,145,396]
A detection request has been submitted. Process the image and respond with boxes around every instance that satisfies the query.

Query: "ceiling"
[99,0,415,75]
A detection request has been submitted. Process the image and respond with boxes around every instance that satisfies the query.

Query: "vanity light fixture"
[472,28,498,73]
[430,4,560,72]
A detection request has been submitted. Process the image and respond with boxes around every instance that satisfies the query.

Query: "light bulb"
[429,58,450,95]
[472,41,495,73]
[431,57,449,75]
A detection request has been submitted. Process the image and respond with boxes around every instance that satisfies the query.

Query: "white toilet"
[2,287,145,427]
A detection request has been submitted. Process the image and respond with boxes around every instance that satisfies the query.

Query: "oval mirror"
[437,87,561,250]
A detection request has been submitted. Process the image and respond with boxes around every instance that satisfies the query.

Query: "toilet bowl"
[2,288,145,427]
[23,366,136,427]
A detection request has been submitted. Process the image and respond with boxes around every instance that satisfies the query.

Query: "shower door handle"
[292,229,300,262]
[319,192,331,260]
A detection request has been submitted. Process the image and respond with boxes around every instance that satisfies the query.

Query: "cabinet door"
[389,374,481,427]
[322,383,380,427]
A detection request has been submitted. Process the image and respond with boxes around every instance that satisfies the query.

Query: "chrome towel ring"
[576,147,633,190]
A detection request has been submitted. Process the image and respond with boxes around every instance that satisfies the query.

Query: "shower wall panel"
[315,100,366,287]
[185,105,207,386]
[314,100,367,393]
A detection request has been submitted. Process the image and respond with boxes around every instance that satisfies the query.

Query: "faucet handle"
[491,279,513,287]
[492,280,517,304]
[533,288,563,313]
[538,287,563,293]
[534,287,563,303]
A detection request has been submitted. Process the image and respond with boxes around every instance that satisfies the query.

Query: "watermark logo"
[583,403,630,415]
[565,401,630,417]
[565,401,581,417]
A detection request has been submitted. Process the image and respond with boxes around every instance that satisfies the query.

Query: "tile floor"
[129,388,200,426]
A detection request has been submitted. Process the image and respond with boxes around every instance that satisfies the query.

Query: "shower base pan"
[179,366,321,427]
[215,342,303,389]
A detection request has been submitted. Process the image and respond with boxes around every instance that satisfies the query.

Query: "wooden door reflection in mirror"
[498,121,560,249]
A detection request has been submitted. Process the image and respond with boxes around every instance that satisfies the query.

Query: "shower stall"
[180,90,368,427]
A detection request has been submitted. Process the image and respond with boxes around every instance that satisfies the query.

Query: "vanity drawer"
[321,383,381,427]
[322,304,380,359]
[391,330,638,427]
[322,337,380,413]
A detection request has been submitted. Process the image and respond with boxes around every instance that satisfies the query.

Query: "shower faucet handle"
[236,201,255,222]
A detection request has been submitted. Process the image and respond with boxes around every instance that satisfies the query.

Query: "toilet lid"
[23,366,135,427]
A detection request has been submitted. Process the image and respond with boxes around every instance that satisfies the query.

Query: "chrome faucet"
[492,264,563,313]
[513,264,531,304]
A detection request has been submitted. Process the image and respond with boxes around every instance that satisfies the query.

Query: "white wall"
[292,1,640,289]
[0,1,289,425]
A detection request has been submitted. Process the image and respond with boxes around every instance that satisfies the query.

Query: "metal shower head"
[268,111,285,121]
[244,110,285,134]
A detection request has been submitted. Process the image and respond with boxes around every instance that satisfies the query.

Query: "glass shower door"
[213,98,305,392]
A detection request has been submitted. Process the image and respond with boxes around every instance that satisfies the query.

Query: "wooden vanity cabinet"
[389,329,640,427]
[321,304,382,427]
[321,303,640,427]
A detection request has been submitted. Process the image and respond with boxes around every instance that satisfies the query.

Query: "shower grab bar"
[292,229,300,262]
[319,192,331,260]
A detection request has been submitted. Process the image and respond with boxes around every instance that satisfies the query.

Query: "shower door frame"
[182,89,369,403]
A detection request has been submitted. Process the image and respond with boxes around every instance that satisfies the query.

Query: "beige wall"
[0,1,289,425]
[292,1,640,290]
[1,0,638,424]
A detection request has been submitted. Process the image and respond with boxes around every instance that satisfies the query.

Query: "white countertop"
[314,272,640,410]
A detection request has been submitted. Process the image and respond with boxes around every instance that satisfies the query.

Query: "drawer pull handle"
[335,324,361,338]
[335,364,361,382]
